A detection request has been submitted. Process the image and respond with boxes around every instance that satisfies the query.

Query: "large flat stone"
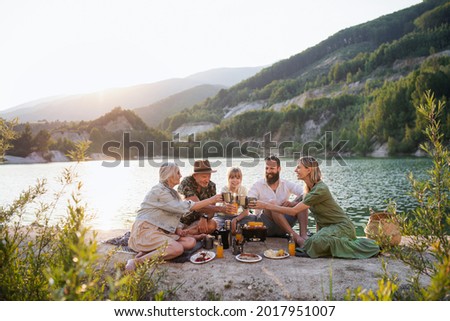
[97,229,427,301]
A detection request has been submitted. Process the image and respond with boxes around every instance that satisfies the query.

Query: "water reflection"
[0,157,431,235]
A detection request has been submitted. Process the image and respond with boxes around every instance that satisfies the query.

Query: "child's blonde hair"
[227,167,243,180]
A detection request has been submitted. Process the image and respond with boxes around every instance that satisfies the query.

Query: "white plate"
[235,253,262,263]
[190,250,215,264]
[263,249,290,259]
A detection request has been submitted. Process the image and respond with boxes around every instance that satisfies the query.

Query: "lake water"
[0,157,431,235]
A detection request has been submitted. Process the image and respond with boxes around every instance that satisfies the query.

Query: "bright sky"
[0,0,421,111]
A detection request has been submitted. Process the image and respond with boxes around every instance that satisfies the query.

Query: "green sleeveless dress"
[302,181,380,259]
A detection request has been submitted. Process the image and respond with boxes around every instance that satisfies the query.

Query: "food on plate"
[194,251,212,263]
[238,253,260,261]
[264,249,288,258]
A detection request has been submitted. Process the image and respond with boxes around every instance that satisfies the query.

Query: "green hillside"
[6,107,170,159]
[163,0,450,156]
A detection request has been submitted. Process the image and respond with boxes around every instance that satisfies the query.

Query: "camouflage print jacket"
[177,175,216,225]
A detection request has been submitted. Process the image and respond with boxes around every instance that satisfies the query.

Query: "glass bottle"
[288,233,296,256]
[216,235,224,258]
[235,223,243,243]
[232,237,241,255]
[223,220,231,249]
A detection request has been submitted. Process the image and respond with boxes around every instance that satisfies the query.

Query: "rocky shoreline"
[2,150,428,165]
[2,151,108,164]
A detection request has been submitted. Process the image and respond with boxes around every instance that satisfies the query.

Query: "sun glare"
[79,162,140,230]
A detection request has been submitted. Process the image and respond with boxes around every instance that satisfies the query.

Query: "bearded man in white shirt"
[248,155,309,245]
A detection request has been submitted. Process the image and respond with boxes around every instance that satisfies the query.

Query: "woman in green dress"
[253,156,380,259]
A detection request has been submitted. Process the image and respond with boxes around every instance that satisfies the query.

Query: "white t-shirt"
[248,178,304,215]
[221,185,248,196]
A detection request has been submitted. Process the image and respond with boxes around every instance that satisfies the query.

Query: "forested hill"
[163,0,450,156]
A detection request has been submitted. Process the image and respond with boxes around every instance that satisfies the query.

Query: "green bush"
[0,143,176,301]
[347,91,450,301]
[392,91,450,299]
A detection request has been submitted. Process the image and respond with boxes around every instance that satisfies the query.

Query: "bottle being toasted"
[288,233,296,256]
[216,235,224,258]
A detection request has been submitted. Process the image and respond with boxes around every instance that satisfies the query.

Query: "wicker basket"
[364,212,402,246]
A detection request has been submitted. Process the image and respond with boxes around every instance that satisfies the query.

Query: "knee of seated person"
[186,237,196,249]
[208,219,217,231]
[171,242,184,256]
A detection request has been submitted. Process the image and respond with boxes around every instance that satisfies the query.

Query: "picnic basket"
[364,211,402,246]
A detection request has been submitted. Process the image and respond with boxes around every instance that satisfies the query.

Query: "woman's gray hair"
[159,162,179,183]
[159,162,181,200]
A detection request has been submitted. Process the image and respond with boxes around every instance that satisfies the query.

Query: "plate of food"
[235,253,262,263]
[190,250,215,264]
[263,249,290,259]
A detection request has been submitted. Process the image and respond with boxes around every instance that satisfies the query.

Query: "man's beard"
[266,172,279,185]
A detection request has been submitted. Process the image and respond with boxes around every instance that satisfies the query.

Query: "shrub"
[393,91,450,299]
[347,91,450,301]
[0,142,175,300]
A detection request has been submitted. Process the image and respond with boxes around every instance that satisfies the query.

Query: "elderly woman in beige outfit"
[126,162,222,272]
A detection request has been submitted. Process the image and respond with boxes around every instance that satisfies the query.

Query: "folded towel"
[104,231,131,247]
[171,241,203,263]
[295,247,310,257]
[103,232,203,263]
[116,246,138,254]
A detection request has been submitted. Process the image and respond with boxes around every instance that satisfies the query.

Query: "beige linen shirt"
[135,183,193,233]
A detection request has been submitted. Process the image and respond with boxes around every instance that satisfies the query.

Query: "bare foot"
[300,234,309,242]
[125,259,136,274]
[135,251,146,259]
[293,234,305,247]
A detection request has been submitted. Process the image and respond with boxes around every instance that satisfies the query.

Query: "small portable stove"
[232,222,267,254]
[241,222,267,242]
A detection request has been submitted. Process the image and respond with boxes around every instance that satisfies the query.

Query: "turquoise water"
[0,157,431,235]
[306,157,430,235]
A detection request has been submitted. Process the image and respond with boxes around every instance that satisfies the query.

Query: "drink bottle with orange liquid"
[288,233,296,256]
[216,235,224,258]
[235,223,243,243]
